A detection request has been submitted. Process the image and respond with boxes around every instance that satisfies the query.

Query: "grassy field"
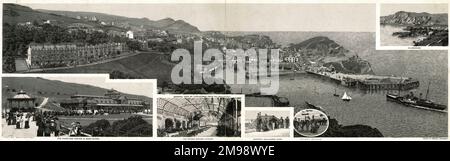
[43,52,174,84]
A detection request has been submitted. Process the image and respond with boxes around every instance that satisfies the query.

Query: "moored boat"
[333,88,339,97]
[305,101,325,112]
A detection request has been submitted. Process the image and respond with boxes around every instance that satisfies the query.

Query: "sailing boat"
[342,92,352,102]
[333,88,339,97]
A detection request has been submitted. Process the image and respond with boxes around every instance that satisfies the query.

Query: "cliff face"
[289,36,348,57]
[380,11,448,26]
[323,55,374,74]
[290,36,374,74]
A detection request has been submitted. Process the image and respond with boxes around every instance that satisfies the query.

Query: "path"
[36,97,49,109]
[2,119,38,138]
[195,126,217,137]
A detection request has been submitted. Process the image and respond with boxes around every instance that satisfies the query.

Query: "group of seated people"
[35,112,83,137]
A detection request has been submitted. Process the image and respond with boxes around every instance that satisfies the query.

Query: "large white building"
[26,43,127,69]
[126,31,134,39]
[284,56,299,63]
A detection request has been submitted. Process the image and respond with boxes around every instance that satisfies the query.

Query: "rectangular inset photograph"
[244,107,293,138]
[377,3,448,49]
[157,95,243,137]
[1,74,155,138]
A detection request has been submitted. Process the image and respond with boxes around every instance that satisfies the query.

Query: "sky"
[380,4,448,16]
[43,75,154,97]
[23,3,376,32]
[246,110,290,120]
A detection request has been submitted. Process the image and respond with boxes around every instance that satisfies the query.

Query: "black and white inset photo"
[294,109,329,137]
[2,74,155,138]
[378,3,448,48]
[157,95,242,137]
[244,107,293,138]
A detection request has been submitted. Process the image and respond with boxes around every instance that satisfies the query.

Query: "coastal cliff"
[380,11,447,26]
[323,55,374,74]
[287,36,374,74]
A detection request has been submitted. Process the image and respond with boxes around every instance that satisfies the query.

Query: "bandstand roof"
[9,90,35,100]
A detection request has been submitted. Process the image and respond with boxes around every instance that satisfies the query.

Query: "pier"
[306,70,420,90]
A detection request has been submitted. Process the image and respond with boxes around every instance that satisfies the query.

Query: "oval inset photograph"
[294,109,329,137]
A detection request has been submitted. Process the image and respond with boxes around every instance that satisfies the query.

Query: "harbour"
[232,51,448,137]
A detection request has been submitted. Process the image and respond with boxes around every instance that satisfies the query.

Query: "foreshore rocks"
[294,118,384,137]
[321,118,383,137]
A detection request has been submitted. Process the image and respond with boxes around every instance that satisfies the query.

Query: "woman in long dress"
[11,112,17,126]
[16,114,21,129]
[24,113,30,129]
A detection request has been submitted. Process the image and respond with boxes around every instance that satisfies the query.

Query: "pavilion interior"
[157,97,241,137]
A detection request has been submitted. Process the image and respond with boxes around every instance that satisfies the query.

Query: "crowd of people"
[255,113,290,132]
[35,111,86,137]
[4,111,34,129]
[3,110,84,137]
[294,115,328,134]
[38,109,142,116]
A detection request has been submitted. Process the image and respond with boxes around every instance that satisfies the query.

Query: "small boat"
[342,92,351,102]
[333,88,339,97]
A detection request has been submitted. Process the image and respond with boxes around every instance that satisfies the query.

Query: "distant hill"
[323,56,374,74]
[36,9,200,33]
[155,19,200,33]
[3,4,200,33]
[289,36,349,57]
[290,36,373,74]
[3,4,100,27]
[2,77,152,110]
[380,11,448,26]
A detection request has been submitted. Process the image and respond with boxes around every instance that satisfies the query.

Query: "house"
[126,31,134,39]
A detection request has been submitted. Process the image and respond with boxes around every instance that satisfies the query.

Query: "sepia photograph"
[379,3,448,47]
[1,75,154,138]
[244,108,292,138]
[157,95,242,137]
